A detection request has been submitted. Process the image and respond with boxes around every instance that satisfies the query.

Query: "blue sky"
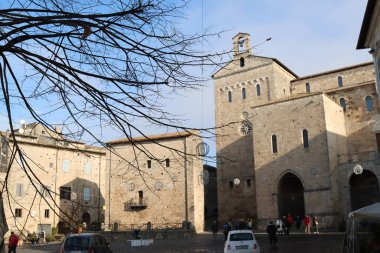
[0,0,372,163]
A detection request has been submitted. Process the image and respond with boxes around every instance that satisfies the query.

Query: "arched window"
[306,83,310,93]
[228,91,232,103]
[340,97,346,111]
[242,87,246,100]
[240,57,245,67]
[272,135,278,153]
[302,129,309,148]
[256,84,261,96]
[338,76,343,88]
[366,96,374,112]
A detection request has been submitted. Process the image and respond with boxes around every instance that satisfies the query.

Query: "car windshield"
[230,233,254,241]
[64,237,90,250]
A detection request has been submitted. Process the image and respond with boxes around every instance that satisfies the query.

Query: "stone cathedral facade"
[213,33,380,229]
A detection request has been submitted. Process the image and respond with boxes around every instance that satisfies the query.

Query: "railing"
[124,198,148,210]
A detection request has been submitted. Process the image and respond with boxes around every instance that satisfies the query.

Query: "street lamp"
[353,164,363,175]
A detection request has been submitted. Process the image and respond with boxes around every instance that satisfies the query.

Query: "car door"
[93,235,110,253]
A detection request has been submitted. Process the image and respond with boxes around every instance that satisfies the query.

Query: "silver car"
[60,233,112,253]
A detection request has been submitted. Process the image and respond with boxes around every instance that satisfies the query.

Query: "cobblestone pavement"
[17,232,344,253]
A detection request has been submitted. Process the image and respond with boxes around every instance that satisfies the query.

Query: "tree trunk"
[0,195,9,253]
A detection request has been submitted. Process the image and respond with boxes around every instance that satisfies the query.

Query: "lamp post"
[353,164,363,175]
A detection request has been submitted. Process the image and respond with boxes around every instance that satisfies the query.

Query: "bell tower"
[233,33,252,59]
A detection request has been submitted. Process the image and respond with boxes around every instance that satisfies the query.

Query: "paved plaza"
[16,231,344,253]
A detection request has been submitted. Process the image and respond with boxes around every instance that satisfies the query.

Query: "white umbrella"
[349,202,380,219]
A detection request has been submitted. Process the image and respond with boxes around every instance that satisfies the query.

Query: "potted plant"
[27,232,39,245]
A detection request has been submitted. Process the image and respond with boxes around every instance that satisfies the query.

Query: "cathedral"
[213,33,380,230]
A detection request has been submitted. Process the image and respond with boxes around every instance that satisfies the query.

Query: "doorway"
[277,172,305,218]
[350,170,380,211]
[82,212,91,229]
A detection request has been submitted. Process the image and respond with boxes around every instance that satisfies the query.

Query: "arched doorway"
[82,212,91,229]
[277,172,305,218]
[57,221,65,234]
[350,170,380,211]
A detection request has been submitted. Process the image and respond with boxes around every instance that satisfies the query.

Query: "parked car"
[59,233,112,253]
[224,230,260,253]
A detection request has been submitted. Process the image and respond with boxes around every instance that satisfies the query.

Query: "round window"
[239,121,253,136]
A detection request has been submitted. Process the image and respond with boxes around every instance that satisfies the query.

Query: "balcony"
[124,198,147,211]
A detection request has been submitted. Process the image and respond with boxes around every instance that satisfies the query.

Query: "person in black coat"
[211,221,218,241]
[266,221,278,246]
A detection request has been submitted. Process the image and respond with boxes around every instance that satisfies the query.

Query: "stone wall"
[0,128,106,235]
[252,94,336,229]
[291,63,374,94]
[106,133,204,232]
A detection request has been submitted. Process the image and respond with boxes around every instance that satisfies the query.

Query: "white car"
[224,230,260,253]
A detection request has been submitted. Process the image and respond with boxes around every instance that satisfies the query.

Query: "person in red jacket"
[8,232,19,253]
[304,215,311,234]
[287,214,294,234]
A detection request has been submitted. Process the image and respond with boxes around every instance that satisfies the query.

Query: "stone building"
[213,33,380,229]
[357,0,380,105]
[106,131,205,232]
[0,123,106,235]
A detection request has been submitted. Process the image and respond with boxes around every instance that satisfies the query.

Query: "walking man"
[223,222,231,241]
[211,221,218,241]
[8,232,18,253]
[295,215,301,230]
[266,221,278,246]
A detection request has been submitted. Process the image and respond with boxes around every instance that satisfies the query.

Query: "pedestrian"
[275,218,283,235]
[211,221,218,241]
[41,229,46,244]
[223,222,231,241]
[8,231,19,253]
[133,228,140,239]
[282,216,289,235]
[236,219,247,230]
[248,219,253,230]
[287,214,293,234]
[312,216,319,234]
[266,221,278,246]
[295,215,301,230]
[304,215,311,234]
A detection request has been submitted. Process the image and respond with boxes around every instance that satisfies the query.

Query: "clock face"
[239,121,253,136]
